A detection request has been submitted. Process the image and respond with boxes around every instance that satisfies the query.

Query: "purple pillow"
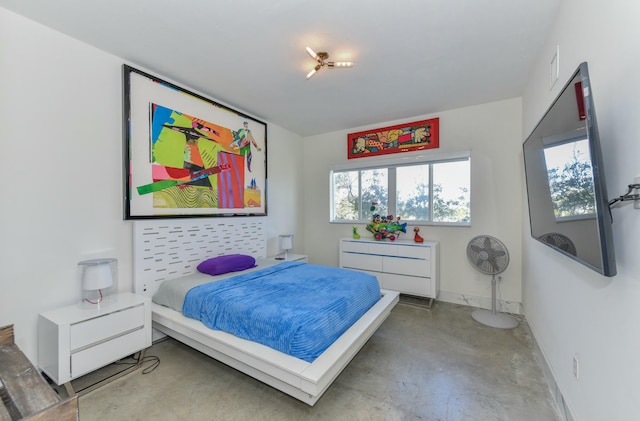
[197,254,256,276]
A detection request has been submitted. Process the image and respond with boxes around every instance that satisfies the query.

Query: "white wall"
[0,8,304,363]
[522,1,640,420]
[302,99,524,312]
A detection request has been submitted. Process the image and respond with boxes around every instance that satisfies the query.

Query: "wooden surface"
[0,325,78,421]
[0,326,13,347]
[21,396,78,421]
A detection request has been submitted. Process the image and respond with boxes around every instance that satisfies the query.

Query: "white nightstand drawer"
[70,304,145,351]
[71,327,147,379]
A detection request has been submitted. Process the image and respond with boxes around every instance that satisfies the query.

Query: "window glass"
[432,160,470,223]
[397,164,429,221]
[333,171,359,221]
[361,168,388,219]
[330,153,470,225]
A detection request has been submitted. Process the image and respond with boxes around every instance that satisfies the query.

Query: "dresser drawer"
[395,244,430,259]
[341,240,370,254]
[341,252,383,272]
[382,273,431,297]
[383,256,430,278]
[343,239,400,257]
[70,304,145,351]
[71,327,147,378]
[367,242,397,256]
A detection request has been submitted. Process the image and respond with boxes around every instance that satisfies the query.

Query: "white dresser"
[339,238,439,301]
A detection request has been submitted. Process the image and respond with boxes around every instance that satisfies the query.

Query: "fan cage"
[466,235,509,275]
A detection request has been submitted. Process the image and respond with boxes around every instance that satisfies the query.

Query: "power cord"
[116,353,161,374]
[139,355,160,374]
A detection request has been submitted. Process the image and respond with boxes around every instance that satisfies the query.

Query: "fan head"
[466,235,509,275]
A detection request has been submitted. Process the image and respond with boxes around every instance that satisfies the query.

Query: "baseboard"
[437,291,523,315]
[528,323,575,421]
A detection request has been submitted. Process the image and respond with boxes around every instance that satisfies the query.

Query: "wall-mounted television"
[523,62,616,277]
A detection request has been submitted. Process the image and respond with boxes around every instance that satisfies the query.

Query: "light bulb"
[305,46,317,59]
[306,64,321,79]
[327,61,354,68]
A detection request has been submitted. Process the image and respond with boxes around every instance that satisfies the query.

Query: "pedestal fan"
[466,235,519,329]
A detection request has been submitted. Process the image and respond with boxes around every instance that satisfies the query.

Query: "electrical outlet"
[573,355,580,380]
[634,176,640,210]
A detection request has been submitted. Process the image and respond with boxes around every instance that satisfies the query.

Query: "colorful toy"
[366,213,407,241]
[352,226,361,239]
[413,227,424,243]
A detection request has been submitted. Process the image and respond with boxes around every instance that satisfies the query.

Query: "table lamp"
[78,258,116,305]
[279,235,294,260]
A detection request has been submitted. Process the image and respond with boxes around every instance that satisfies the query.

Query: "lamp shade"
[279,234,293,251]
[79,258,115,291]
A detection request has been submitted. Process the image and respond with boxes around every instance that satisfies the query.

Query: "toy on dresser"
[366,213,407,241]
[413,227,424,243]
[365,201,407,241]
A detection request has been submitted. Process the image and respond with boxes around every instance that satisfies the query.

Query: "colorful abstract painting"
[124,66,266,218]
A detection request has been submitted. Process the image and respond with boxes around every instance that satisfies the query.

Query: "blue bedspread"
[182,261,381,362]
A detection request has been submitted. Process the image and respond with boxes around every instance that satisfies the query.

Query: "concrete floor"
[76,301,562,421]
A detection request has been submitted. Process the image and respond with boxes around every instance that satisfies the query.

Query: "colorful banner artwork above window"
[347,117,439,159]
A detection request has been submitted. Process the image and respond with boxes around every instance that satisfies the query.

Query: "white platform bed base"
[133,219,399,405]
[151,290,397,405]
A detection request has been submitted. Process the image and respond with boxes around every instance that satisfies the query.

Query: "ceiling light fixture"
[305,47,353,79]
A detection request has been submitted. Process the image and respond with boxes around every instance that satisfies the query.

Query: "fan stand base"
[471,308,519,329]
[470,274,519,329]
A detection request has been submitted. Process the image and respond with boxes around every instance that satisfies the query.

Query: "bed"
[133,219,399,405]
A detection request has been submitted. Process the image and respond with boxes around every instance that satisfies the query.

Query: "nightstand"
[272,254,308,262]
[38,292,151,396]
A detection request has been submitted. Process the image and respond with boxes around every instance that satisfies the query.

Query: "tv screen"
[523,62,616,276]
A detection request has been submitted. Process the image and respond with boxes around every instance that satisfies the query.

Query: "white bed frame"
[132,219,399,405]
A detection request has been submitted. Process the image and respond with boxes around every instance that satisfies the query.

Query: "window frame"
[330,150,471,226]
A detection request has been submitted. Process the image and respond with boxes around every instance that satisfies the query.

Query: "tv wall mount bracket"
[608,183,640,210]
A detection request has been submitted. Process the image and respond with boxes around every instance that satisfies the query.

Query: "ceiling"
[0,0,560,137]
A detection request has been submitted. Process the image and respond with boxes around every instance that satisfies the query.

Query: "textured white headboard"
[133,218,266,297]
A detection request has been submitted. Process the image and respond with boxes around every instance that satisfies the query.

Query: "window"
[330,152,470,225]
